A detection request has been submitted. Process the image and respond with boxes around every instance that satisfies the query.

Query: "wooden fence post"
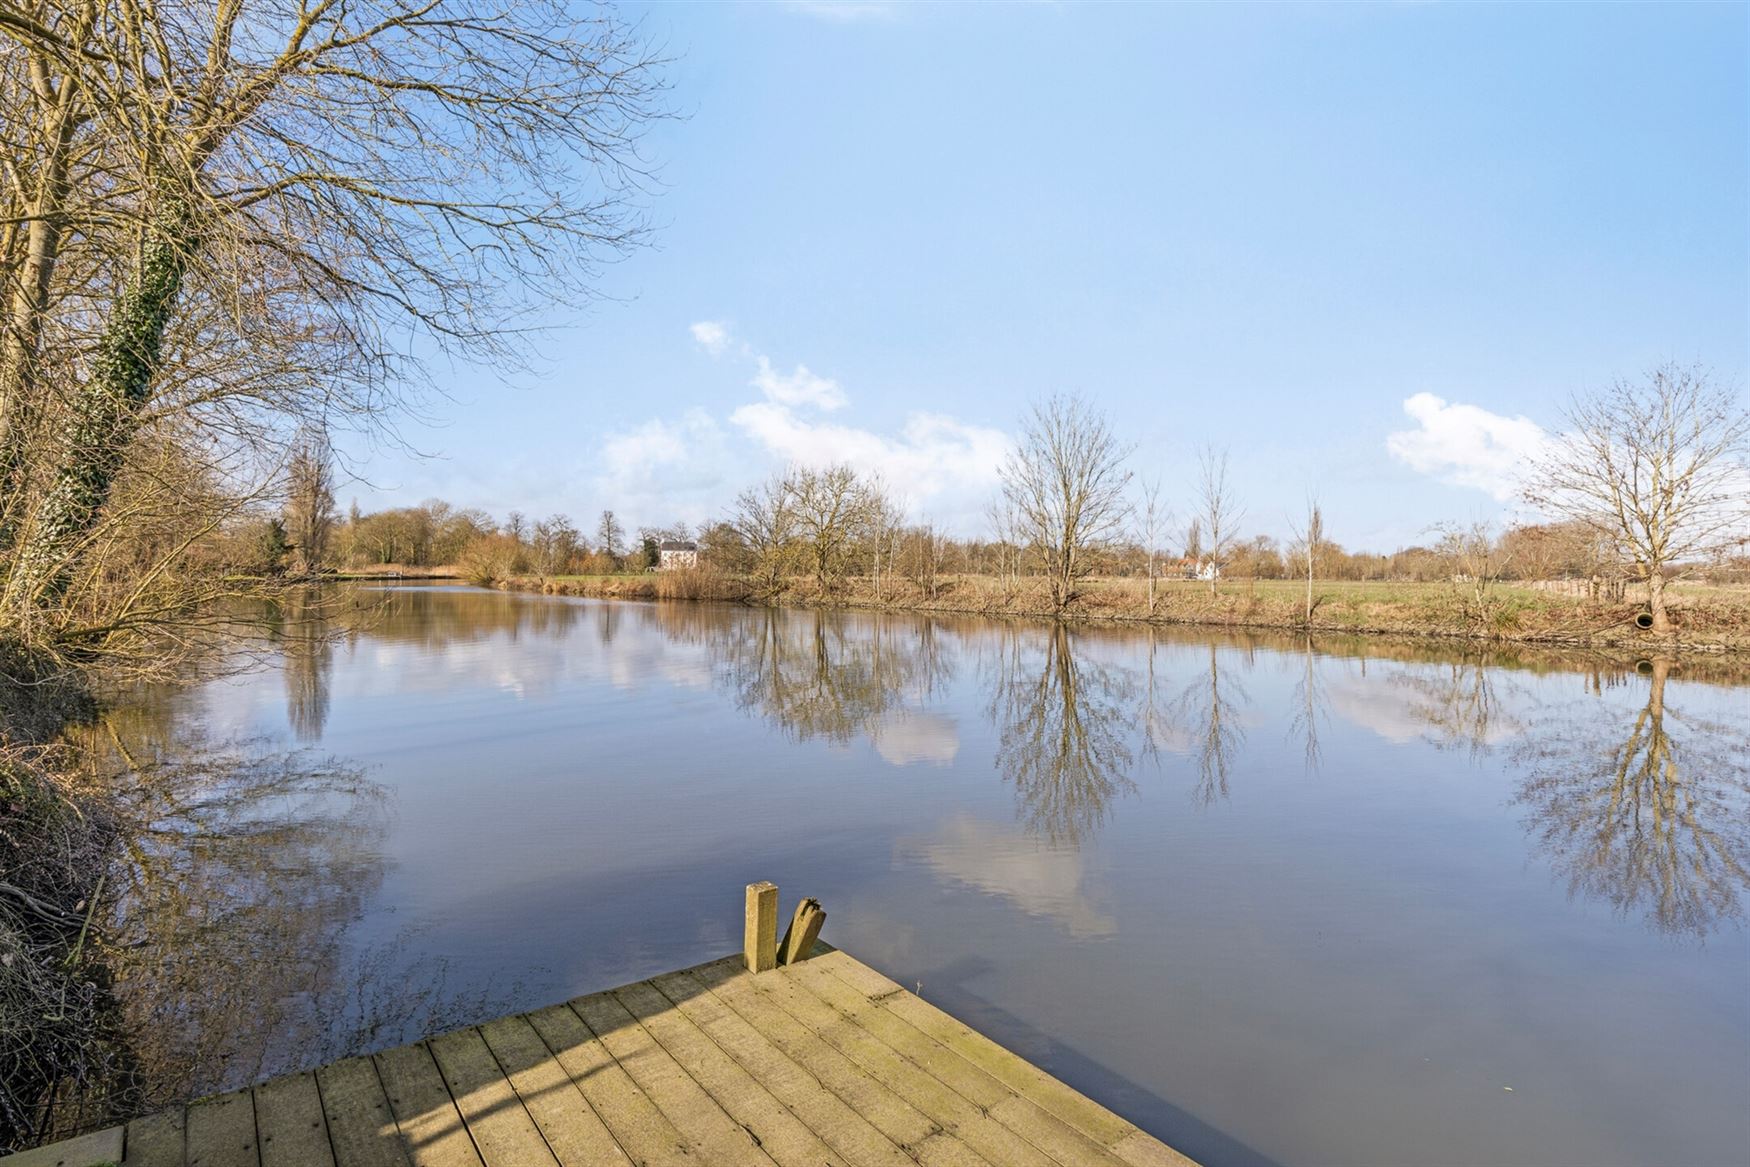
[779,898,826,966]
[744,882,778,973]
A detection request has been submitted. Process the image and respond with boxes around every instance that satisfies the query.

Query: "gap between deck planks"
[4,947,1199,1167]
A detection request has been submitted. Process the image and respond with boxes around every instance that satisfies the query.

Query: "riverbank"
[329,565,462,581]
[490,571,1750,653]
[0,649,121,1152]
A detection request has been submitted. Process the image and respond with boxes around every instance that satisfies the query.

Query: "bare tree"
[530,515,582,577]
[1136,477,1167,616]
[595,510,625,569]
[1524,364,1750,632]
[1432,519,1512,624]
[283,434,336,578]
[1289,494,1324,624]
[728,474,798,597]
[0,0,663,630]
[1194,445,1243,594]
[998,394,1133,611]
[866,486,903,600]
[902,523,949,601]
[985,497,1024,599]
[788,464,882,591]
[1182,518,1202,563]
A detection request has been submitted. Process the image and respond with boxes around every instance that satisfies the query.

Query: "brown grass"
[494,571,1750,652]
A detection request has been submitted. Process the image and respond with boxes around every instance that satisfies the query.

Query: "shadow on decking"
[369,957,729,1163]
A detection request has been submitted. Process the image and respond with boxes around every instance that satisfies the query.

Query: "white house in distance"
[1170,557,1222,581]
[658,540,698,570]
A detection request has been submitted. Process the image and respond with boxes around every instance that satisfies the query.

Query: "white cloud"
[1385,393,1549,501]
[689,320,732,357]
[646,319,1013,530]
[593,408,730,529]
[729,400,1009,518]
[600,416,690,475]
[751,356,848,411]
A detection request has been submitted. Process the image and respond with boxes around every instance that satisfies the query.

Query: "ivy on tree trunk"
[3,200,194,614]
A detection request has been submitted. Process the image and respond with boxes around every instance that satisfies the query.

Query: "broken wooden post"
[744,881,778,973]
[779,897,826,966]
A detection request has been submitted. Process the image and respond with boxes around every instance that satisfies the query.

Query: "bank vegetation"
[0,0,663,1149]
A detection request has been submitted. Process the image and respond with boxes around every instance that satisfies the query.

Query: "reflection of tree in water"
[1171,642,1249,805]
[987,625,1136,845]
[1136,629,1173,764]
[1395,656,1523,756]
[595,599,620,646]
[272,588,333,742]
[263,587,603,734]
[711,609,952,745]
[1289,637,1327,773]
[67,715,516,1125]
[102,735,380,1104]
[1513,659,1750,938]
[340,585,585,650]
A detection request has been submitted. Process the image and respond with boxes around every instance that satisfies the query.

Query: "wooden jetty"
[5,883,1196,1167]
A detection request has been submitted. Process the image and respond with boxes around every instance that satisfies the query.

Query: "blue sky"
[339,1,1748,551]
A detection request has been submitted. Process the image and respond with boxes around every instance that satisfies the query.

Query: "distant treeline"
[228,487,1747,589]
[217,371,1750,638]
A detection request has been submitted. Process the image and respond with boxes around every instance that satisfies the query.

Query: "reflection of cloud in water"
[346,628,715,703]
[899,815,1116,938]
[1325,679,1427,743]
[871,710,959,766]
[1327,675,1518,748]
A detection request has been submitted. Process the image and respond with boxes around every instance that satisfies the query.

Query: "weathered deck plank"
[1111,1130,1201,1167]
[122,1107,185,1167]
[612,978,848,1167]
[691,956,947,1153]
[649,969,918,1167]
[314,1057,408,1167]
[790,959,1133,1167]
[474,1016,630,1167]
[426,1029,557,1167]
[184,1088,257,1167]
[815,950,1143,1148]
[253,1071,336,1167]
[569,988,776,1167]
[521,1001,692,1167]
[747,964,1058,1167]
[4,949,1197,1167]
[372,1044,482,1167]
[1,1127,123,1167]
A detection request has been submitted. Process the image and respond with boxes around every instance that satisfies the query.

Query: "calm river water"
[111,585,1750,1167]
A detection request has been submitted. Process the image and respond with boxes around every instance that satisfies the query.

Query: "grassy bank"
[492,571,1750,653]
[0,647,125,1151]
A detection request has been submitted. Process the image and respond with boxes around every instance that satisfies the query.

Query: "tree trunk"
[0,86,83,554]
[1648,568,1671,633]
[3,201,194,615]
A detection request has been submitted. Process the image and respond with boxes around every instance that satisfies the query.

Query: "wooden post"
[778,898,826,966]
[744,882,778,973]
